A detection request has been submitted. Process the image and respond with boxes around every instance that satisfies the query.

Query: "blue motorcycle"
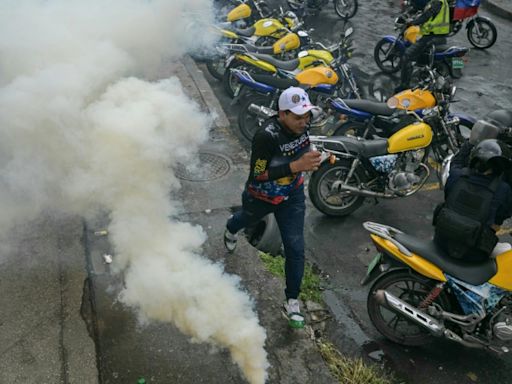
[329,69,475,156]
[374,17,469,79]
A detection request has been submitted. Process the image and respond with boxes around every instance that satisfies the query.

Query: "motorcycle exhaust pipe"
[374,290,445,336]
[248,103,278,119]
[338,183,395,198]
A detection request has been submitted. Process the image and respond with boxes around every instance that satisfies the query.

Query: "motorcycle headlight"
[387,97,399,109]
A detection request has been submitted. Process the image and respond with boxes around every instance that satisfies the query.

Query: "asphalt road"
[206,1,512,383]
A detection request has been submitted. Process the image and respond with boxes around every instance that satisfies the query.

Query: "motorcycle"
[333,69,475,149]
[361,221,512,353]
[374,16,469,79]
[401,0,497,49]
[224,26,359,98]
[287,0,358,20]
[220,0,272,28]
[206,9,302,79]
[307,105,461,217]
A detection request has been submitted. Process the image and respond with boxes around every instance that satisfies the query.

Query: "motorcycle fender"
[452,112,476,127]
[381,35,406,51]
[465,16,492,30]
[361,253,410,285]
[489,250,512,290]
[370,234,447,282]
[227,4,251,22]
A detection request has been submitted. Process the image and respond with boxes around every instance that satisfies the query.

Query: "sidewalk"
[484,0,512,21]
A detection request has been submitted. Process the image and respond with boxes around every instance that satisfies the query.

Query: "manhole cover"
[175,151,231,181]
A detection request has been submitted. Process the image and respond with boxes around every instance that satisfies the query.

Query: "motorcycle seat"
[393,232,497,286]
[247,53,300,71]
[244,44,275,55]
[232,26,256,37]
[251,73,300,89]
[324,136,388,157]
[342,99,395,117]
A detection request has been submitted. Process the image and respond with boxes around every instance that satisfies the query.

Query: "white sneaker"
[223,229,238,253]
[283,298,305,329]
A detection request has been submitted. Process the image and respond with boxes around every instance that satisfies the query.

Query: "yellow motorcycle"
[221,0,271,27]
[207,10,302,79]
[223,26,356,98]
[361,221,512,353]
[333,69,475,152]
[308,105,453,216]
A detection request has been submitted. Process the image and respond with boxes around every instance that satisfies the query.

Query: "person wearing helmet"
[434,139,512,262]
[223,86,322,328]
[395,0,451,92]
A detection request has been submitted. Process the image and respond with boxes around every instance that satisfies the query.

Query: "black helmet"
[469,139,512,174]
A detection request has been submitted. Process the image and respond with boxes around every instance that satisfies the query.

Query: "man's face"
[279,110,311,136]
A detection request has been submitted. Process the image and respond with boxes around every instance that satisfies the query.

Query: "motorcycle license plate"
[452,58,464,69]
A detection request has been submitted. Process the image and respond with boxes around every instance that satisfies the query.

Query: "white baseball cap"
[278,87,316,115]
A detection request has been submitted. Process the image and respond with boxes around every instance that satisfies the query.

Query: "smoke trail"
[0,1,269,383]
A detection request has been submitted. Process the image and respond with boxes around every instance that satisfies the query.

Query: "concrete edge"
[483,0,512,22]
[181,55,231,132]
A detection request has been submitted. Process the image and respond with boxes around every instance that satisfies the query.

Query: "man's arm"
[410,0,442,25]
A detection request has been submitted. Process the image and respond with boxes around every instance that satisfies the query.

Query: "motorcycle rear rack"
[363,221,412,256]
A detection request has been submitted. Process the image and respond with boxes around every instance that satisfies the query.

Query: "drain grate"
[175,151,231,181]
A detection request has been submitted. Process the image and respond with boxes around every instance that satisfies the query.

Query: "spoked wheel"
[333,0,358,19]
[367,270,451,346]
[467,17,497,49]
[374,39,403,74]
[206,57,226,80]
[238,94,274,141]
[308,159,366,216]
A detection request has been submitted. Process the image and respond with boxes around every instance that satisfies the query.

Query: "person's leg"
[227,190,274,234]
[224,190,274,252]
[274,186,306,300]
[397,36,431,90]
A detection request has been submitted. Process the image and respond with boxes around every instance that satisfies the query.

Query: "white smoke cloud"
[0,1,268,383]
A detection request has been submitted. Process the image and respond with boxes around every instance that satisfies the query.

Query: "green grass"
[259,252,401,384]
[259,252,322,302]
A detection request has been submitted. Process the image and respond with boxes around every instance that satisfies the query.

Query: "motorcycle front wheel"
[206,57,226,80]
[308,159,366,216]
[467,17,497,49]
[238,93,274,141]
[333,0,358,19]
[367,269,451,346]
[374,39,403,74]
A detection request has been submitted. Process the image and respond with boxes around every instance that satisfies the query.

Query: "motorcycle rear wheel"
[374,39,403,74]
[467,17,497,50]
[238,93,274,141]
[367,269,451,346]
[333,0,358,19]
[308,159,366,216]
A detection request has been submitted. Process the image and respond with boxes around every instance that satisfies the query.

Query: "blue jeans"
[227,185,306,300]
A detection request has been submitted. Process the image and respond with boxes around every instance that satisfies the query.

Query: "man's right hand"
[290,151,322,173]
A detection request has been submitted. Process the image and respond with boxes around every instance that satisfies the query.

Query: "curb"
[181,55,231,132]
[483,0,512,22]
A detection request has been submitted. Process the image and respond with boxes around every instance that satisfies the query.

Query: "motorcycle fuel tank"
[254,18,286,37]
[392,89,436,110]
[387,122,433,153]
[295,66,338,86]
[489,250,512,290]
[227,4,251,22]
[272,33,300,54]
